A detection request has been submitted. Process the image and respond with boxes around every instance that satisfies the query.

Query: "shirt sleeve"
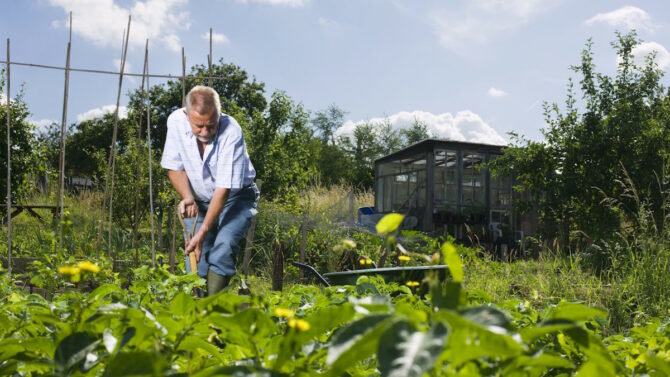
[161,113,184,170]
[215,128,250,190]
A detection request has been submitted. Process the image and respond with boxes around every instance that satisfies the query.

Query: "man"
[161,85,259,295]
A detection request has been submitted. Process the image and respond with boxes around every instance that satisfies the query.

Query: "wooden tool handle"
[189,251,198,275]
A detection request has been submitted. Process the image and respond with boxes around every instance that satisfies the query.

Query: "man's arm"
[186,187,230,260]
[168,170,198,218]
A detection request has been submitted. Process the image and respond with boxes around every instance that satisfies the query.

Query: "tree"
[400,117,429,146]
[312,104,346,145]
[0,81,43,210]
[490,31,670,248]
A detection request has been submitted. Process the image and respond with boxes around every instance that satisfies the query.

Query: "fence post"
[299,211,307,282]
[349,189,354,226]
[5,38,11,275]
[242,179,262,280]
[272,242,283,292]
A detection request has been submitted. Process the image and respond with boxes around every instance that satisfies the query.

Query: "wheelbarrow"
[292,261,448,287]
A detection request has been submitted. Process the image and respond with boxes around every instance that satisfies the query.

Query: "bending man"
[161,85,259,295]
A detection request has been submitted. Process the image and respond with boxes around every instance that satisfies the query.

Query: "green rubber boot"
[207,270,231,296]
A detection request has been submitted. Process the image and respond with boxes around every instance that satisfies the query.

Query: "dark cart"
[292,261,448,287]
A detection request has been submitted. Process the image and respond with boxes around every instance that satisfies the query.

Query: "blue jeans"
[183,184,260,277]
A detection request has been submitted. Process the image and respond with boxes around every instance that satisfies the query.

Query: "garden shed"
[374,139,537,243]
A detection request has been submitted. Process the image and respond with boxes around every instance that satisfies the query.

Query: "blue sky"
[2,0,669,144]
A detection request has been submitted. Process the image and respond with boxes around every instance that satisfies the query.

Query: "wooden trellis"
[3,13,230,270]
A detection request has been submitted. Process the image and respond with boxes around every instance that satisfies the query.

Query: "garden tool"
[177,208,199,276]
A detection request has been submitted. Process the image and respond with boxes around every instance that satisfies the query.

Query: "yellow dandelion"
[405,281,420,288]
[274,307,295,318]
[288,318,311,332]
[58,265,80,276]
[398,255,410,262]
[359,258,367,266]
[77,261,100,273]
[341,239,357,249]
[365,259,373,266]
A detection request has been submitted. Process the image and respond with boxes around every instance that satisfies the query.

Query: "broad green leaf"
[87,284,123,304]
[501,350,574,375]
[520,319,579,343]
[177,335,225,362]
[460,306,513,331]
[102,351,170,377]
[194,365,288,377]
[377,320,449,377]
[575,354,616,377]
[442,243,463,282]
[547,301,607,322]
[326,314,393,375]
[54,332,101,372]
[376,213,405,235]
[170,291,196,317]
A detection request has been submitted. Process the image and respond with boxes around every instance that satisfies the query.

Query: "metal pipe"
[291,261,330,287]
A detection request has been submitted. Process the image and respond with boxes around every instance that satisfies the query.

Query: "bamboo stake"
[181,47,186,107]
[133,39,149,265]
[56,12,72,252]
[5,38,11,275]
[146,52,156,267]
[208,28,213,87]
[98,16,131,257]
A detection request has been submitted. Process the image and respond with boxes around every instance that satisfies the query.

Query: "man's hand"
[185,227,208,262]
[179,197,198,218]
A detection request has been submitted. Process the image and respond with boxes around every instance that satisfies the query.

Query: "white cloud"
[430,0,561,52]
[335,110,506,146]
[77,105,128,123]
[201,31,230,45]
[488,87,507,97]
[236,0,309,7]
[585,6,654,32]
[48,0,190,52]
[113,59,132,73]
[624,42,670,71]
[29,119,59,134]
[318,17,338,28]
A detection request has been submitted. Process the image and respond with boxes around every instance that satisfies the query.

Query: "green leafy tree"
[490,31,670,248]
[401,117,430,146]
[0,80,43,210]
[312,104,346,145]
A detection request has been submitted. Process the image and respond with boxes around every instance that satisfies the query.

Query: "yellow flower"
[360,258,367,266]
[406,281,420,288]
[341,239,357,249]
[288,318,311,331]
[360,258,373,266]
[58,265,80,276]
[366,259,373,266]
[77,261,100,273]
[274,307,294,318]
[375,213,405,235]
[398,255,410,262]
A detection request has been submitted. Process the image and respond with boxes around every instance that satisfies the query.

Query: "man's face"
[187,109,218,143]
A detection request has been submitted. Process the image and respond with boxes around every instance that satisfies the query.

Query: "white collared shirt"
[160,108,256,201]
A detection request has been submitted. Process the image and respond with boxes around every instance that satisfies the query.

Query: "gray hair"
[185,85,221,119]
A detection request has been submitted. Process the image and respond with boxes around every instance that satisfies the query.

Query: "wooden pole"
[242,179,261,280]
[208,28,213,87]
[98,16,131,257]
[146,50,156,267]
[181,47,186,107]
[133,39,149,265]
[5,38,11,275]
[349,189,354,226]
[299,210,307,281]
[170,197,177,273]
[56,12,72,252]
